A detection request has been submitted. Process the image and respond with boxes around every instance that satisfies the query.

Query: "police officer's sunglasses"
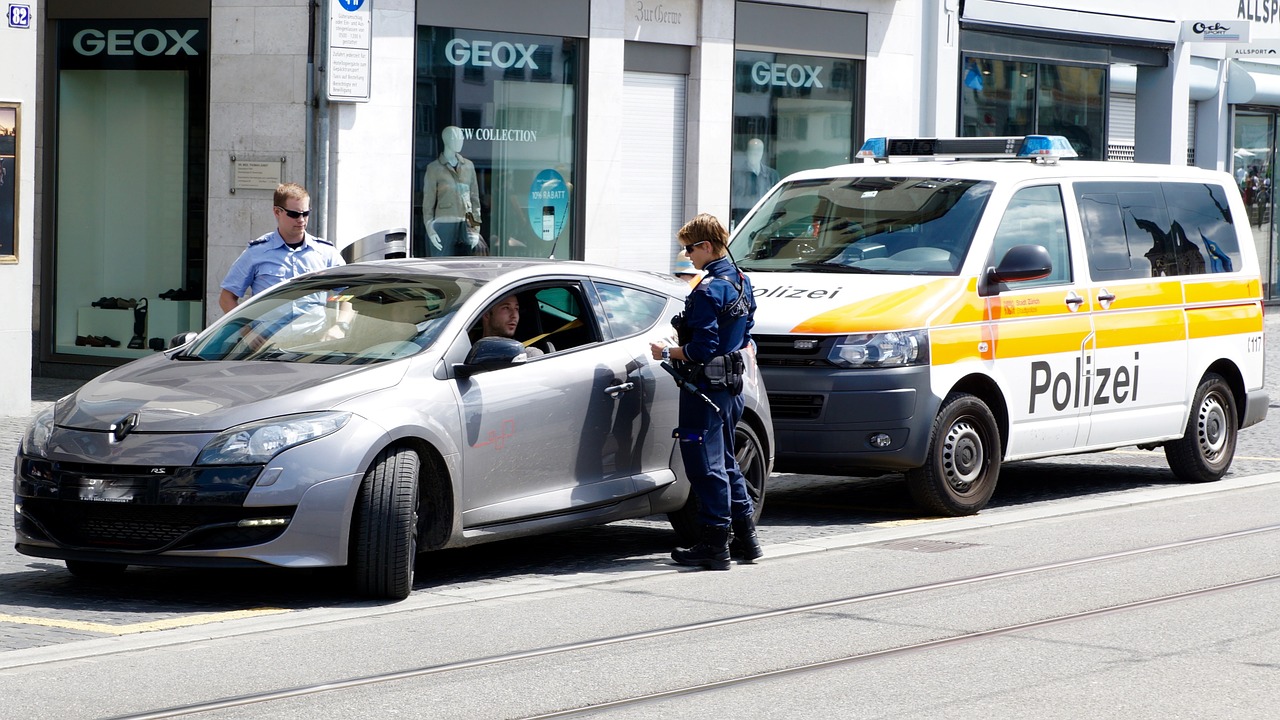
[275,206,312,219]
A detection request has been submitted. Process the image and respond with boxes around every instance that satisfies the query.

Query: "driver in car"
[480,294,544,356]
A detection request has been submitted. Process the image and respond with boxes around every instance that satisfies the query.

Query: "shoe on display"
[127,336,145,350]
[98,335,121,348]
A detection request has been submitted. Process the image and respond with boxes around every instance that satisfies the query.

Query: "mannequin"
[730,138,779,225]
[422,126,482,256]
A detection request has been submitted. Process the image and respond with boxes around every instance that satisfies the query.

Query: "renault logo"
[109,413,139,443]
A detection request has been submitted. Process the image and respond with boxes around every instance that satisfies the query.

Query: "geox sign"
[58,19,207,70]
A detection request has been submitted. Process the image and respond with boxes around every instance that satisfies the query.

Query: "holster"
[694,351,745,395]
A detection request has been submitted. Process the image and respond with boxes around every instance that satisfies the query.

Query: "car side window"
[595,282,667,338]
[470,283,600,356]
[1074,181,1236,280]
[989,185,1071,288]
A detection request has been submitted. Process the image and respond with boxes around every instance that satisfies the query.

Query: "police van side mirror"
[982,244,1053,294]
[454,336,529,378]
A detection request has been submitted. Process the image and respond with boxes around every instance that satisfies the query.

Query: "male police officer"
[219,183,344,314]
[650,213,761,570]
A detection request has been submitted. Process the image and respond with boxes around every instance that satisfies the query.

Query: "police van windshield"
[729,176,993,275]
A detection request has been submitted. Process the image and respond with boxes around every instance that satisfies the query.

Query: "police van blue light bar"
[857,135,1078,162]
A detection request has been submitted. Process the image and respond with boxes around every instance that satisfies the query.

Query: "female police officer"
[650,213,761,570]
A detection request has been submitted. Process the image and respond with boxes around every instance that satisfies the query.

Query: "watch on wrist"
[661,347,671,360]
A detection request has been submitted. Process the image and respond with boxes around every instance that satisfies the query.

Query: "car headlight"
[828,330,929,368]
[20,405,56,457]
[197,412,351,465]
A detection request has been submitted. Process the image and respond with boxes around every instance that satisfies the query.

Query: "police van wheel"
[1165,374,1237,483]
[350,447,420,600]
[906,393,1000,517]
[667,421,768,545]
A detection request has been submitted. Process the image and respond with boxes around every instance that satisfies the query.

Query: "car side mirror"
[169,332,199,349]
[985,244,1053,287]
[454,336,529,378]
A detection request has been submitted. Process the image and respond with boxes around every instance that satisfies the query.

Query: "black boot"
[672,525,731,571]
[730,517,763,564]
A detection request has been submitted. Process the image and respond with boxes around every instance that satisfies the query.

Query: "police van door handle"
[1096,288,1116,310]
[1064,291,1083,311]
[604,381,635,396]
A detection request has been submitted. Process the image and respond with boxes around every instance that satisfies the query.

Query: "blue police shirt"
[682,256,755,364]
[220,230,344,298]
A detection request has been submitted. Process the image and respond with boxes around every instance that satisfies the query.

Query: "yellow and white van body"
[731,137,1267,516]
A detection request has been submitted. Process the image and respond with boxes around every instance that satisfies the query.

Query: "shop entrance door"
[1232,111,1277,300]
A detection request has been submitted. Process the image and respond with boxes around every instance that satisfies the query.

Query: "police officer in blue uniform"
[650,213,761,570]
[219,183,344,314]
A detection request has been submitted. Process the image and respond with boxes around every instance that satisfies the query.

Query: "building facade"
[2,0,1278,414]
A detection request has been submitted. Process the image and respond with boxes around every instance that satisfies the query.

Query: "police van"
[728,136,1268,516]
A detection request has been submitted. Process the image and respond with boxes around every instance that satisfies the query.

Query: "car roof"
[782,159,1235,185]
[312,257,688,295]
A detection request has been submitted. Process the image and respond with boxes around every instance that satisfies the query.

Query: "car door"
[986,183,1095,458]
[1072,181,1189,446]
[455,280,647,528]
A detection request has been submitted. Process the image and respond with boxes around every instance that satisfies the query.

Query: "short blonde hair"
[677,213,728,254]
[274,182,310,208]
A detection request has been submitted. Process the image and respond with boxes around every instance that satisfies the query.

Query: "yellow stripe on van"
[1093,308,1186,346]
[1183,277,1262,305]
[987,314,1093,359]
[1186,304,1264,339]
[1095,280,1183,310]
[791,278,963,333]
[928,277,987,326]
[931,324,988,365]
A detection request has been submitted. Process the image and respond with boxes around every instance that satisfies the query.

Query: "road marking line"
[0,608,291,635]
[868,518,943,528]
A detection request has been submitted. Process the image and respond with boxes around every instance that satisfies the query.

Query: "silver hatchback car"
[15,259,774,599]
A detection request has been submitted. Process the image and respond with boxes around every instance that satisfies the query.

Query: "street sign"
[327,0,371,102]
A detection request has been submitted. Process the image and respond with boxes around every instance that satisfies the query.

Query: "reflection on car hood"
[745,273,966,334]
[57,354,410,433]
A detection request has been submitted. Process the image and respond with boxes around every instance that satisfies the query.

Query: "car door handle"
[1096,288,1115,310]
[1064,291,1083,311]
[604,382,635,396]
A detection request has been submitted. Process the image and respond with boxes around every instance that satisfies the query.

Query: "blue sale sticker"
[528,169,569,242]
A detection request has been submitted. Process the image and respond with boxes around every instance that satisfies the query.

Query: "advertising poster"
[0,105,15,261]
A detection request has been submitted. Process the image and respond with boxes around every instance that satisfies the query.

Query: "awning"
[1110,57,1219,101]
[1228,61,1280,105]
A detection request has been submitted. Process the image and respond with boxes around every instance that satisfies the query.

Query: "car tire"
[351,446,420,600]
[668,420,767,544]
[906,392,1001,517]
[65,559,127,579]
[1165,373,1237,483]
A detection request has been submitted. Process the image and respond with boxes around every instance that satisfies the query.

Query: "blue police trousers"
[677,387,753,528]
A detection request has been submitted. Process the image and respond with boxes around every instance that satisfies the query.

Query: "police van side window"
[1161,182,1241,274]
[989,185,1070,288]
[1076,181,1240,279]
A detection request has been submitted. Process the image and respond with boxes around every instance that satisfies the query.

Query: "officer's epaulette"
[313,236,334,246]
[248,237,270,247]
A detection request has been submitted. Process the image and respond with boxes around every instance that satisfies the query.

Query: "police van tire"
[906,393,1001,517]
[1165,374,1237,484]
[667,421,767,544]
[350,447,420,600]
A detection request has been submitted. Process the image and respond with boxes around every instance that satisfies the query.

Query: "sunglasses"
[276,206,312,219]
[682,240,706,253]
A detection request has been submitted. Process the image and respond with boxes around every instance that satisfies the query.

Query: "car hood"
[56,353,412,433]
[745,273,971,334]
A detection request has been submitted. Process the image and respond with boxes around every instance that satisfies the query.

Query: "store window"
[731,51,859,227]
[960,56,1105,160]
[1233,111,1277,299]
[51,18,208,360]
[412,27,580,259]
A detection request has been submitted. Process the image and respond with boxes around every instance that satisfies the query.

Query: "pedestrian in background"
[219,182,344,313]
[650,213,761,570]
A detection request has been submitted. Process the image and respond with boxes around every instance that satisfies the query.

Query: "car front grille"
[767,393,825,420]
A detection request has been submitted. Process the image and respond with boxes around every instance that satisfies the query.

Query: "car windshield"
[183,273,483,364]
[729,176,993,275]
